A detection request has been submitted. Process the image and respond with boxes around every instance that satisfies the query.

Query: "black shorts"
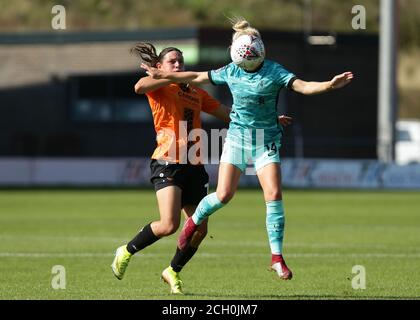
[150,159,209,207]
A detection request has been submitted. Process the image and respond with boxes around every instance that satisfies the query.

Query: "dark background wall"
[0,27,378,159]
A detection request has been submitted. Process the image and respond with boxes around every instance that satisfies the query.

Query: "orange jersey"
[145,83,220,163]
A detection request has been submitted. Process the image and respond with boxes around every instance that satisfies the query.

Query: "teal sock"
[266,200,285,255]
[192,192,225,225]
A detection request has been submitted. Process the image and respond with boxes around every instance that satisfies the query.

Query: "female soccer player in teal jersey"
[142,19,353,280]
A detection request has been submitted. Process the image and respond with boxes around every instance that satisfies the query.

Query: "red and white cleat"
[270,255,293,280]
[177,217,198,251]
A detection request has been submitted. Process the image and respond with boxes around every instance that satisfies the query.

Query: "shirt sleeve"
[200,89,221,114]
[274,63,297,89]
[208,64,230,86]
[145,85,166,100]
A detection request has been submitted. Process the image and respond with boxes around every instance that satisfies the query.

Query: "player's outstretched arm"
[134,76,172,94]
[291,71,354,95]
[141,63,210,84]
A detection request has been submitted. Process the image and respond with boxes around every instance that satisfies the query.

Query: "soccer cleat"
[177,217,198,251]
[111,245,132,280]
[270,255,293,280]
[161,266,184,294]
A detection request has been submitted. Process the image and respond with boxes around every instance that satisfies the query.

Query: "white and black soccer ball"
[230,34,265,71]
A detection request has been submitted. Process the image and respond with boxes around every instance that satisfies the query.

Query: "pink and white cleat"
[270,255,293,280]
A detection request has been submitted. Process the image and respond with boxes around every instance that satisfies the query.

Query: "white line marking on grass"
[1,252,420,259]
[0,235,415,250]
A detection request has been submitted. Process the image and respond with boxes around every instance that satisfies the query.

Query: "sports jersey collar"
[169,82,199,95]
[243,61,265,74]
[168,83,191,92]
[177,83,190,92]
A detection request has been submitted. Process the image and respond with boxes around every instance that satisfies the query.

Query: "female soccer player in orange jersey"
[111,43,231,294]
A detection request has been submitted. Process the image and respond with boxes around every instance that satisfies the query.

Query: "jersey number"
[265,143,277,157]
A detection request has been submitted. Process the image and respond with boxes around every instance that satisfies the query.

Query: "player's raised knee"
[159,221,180,236]
[216,189,235,204]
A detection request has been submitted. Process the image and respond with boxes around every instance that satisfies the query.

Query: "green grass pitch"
[0,189,419,300]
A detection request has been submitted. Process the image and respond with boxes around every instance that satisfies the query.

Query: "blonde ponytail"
[229,17,261,42]
[232,20,250,32]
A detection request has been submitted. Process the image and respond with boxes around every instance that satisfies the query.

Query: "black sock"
[170,246,198,272]
[126,223,160,255]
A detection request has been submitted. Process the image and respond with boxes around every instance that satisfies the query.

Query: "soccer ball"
[230,34,265,71]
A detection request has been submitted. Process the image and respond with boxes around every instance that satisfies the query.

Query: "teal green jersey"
[209,59,296,144]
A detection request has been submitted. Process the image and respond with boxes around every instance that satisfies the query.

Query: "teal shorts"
[220,136,281,172]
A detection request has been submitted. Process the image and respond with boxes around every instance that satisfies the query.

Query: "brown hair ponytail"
[131,42,182,67]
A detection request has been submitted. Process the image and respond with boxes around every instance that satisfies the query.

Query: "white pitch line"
[0,235,415,250]
[1,252,420,258]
